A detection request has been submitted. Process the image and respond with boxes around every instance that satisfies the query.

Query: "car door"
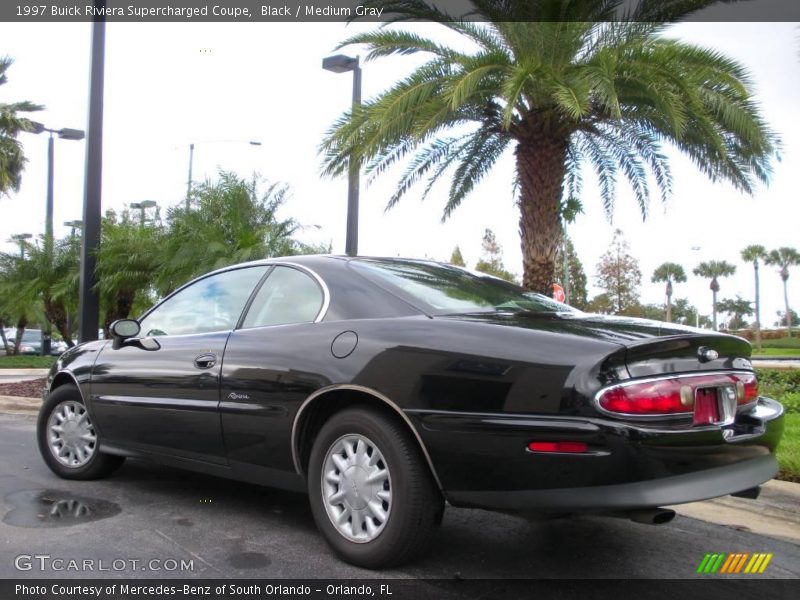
[90,265,268,464]
[220,265,329,474]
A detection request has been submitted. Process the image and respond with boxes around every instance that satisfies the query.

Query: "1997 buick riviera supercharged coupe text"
[38,256,784,567]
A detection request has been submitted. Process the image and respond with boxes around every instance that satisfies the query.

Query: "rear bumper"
[447,453,778,511]
[407,396,784,511]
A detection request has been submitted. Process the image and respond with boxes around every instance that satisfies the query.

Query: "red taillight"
[528,441,588,453]
[596,372,758,417]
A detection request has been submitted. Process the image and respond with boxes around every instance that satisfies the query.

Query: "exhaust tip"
[628,508,676,525]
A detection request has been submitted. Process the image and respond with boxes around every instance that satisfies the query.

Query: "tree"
[775,309,799,328]
[595,229,641,314]
[651,262,687,323]
[765,247,800,336]
[716,296,753,330]
[693,260,736,331]
[15,234,80,346]
[474,228,516,282]
[0,242,43,354]
[671,297,706,328]
[449,246,466,267]
[320,1,777,293]
[95,209,165,334]
[159,172,328,294]
[0,57,43,197]
[554,236,588,309]
[741,244,767,350]
[586,293,614,315]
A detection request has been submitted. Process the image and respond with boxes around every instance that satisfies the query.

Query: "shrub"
[756,368,800,413]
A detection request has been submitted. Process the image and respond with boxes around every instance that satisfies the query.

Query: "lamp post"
[78,3,106,345]
[130,200,157,226]
[64,220,83,237]
[10,233,32,258]
[322,53,362,257]
[28,123,85,253]
[27,122,85,355]
[185,140,262,209]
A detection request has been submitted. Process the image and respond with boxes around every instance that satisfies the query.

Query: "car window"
[139,266,268,337]
[241,266,323,329]
[351,259,576,315]
[21,330,41,342]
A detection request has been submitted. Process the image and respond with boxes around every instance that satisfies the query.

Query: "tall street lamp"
[130,200,157,226]
[28,123,86,255]
[64,219,83,237]
[323,53,362,257]
[27,122,85,355]
[186,140,262,209]
[11,233,32,258]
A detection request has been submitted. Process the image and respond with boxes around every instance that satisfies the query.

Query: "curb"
[0,369,49,376]
[0,395,42,414]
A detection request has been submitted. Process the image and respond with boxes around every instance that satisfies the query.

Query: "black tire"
[307,406,443,569]
[37,384,125,480]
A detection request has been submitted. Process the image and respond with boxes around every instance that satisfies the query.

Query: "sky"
[0,18,798,326]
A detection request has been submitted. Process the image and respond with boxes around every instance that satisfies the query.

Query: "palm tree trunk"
[515,135,568,293]
[784,277,793,337]
[712,289,718,331]
[666,289,672,322]
[45,298,72,347]
[753,261,761,351]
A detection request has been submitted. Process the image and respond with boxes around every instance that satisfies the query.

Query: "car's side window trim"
[235,265,276,330]
[235,262,330,330]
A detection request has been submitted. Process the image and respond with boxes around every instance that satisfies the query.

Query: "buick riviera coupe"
[38,256,784,568]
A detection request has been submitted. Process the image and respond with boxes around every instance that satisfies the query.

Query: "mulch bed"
[0,377,47,398]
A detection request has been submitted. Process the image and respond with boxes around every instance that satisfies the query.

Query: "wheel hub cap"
[47,400,96,468]
[321,434,392,543]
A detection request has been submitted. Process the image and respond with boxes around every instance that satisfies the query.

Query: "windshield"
[351,259,574,315]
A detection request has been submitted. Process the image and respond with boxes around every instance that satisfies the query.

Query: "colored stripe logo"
[697,553,773,574]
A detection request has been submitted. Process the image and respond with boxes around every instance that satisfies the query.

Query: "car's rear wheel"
[307,406,443,568]
[37,385,125,480]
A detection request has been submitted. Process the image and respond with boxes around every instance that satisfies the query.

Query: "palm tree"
[158,172,327,295]
[651,263,686,323]
[740,244,767,350]
[0,56,42,197]
[693,261,736,331]
[765,247,800,337]
[95,209,165,334]
[320,0,777,293]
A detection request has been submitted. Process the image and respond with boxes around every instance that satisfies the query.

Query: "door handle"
[193,353,217,369]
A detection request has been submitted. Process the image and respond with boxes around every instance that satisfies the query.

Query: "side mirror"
[109,319,140,350]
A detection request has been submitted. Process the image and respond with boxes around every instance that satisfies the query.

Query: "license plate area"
[693,385,738,426]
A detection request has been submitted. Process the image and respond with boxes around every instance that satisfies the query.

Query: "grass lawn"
[0,355,57,369]
[778,413,800,483]
[752,347,800,357]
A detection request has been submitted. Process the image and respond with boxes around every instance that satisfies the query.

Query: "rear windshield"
[350,259,573,315]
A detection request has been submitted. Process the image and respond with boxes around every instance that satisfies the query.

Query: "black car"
[38,256,784,568]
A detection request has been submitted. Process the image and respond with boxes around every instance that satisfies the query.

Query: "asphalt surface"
[0,412,798,582]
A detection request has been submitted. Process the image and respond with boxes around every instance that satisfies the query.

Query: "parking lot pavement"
[1,412,798,582]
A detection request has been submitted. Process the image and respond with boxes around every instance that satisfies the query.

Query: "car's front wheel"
[37,385,125,480]
[307,406,443,568]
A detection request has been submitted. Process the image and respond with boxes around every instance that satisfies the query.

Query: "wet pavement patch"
[2,489,121,528]
[227,551,271,569]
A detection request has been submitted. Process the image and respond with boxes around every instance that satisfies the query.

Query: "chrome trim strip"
[291,384,445,493]
[279,262,331,323]
[592,370,757,421]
